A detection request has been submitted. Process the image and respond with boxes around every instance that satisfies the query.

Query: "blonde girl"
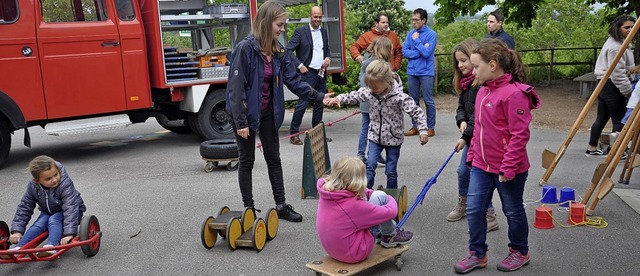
[315,157,412,264]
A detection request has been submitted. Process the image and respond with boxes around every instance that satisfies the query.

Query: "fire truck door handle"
[101,41,120,47]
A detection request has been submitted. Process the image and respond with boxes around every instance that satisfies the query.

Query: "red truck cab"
[0,0,346,168]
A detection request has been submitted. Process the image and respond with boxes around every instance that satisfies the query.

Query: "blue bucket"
[541,185,558,204]
[559,187,576,207]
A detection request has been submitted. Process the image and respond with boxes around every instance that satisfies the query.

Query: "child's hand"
[459,121,467,133]
[455,139,466,152]
[323,97,340,107]
[9,233,22,244]
[60,235,73,245]
[419,134,428,145]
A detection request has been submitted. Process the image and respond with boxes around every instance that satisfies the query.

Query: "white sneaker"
[9,246,20,250]
[36,244,56,257]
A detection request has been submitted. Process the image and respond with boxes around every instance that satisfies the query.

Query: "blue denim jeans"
[366,142,400,189]
[407,75,435,130]
[358,112,370,158]
[458,146,494,209]
[18,211,64,247]
[467,167,529,257]
[368,191,396,237]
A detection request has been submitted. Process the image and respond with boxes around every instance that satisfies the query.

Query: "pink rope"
[256,111,361,149]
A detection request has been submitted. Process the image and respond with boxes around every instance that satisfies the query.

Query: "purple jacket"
[467,73,541,179]
[315,178,397,264]
[11,162,86,236]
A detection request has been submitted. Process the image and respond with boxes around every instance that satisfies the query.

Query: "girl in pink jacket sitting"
[454,38,541,274]
[316,157,413,264]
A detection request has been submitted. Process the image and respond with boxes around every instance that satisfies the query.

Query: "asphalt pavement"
[0,108,638,275]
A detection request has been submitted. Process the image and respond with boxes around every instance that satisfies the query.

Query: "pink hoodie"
[315,178,398,264]
[467,73,541,179]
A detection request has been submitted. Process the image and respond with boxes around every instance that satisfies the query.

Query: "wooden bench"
[573,72,597,99]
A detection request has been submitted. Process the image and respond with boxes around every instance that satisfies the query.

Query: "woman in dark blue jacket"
[6,156,85,255]
[225,1,327,222]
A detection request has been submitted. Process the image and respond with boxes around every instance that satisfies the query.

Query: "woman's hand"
[9,233,22,244]
[499,175,512,183]
[60,235,73,245]
[236,128,249,139]
[455,139,466,152]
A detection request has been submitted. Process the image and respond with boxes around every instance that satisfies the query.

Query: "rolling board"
[305,244,408,275]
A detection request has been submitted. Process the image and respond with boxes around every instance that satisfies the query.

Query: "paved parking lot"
[0,109,638,275]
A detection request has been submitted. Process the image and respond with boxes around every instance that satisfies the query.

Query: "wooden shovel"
[539,21,640,186]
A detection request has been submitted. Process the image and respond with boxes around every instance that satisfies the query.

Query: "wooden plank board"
[305,244,408,276]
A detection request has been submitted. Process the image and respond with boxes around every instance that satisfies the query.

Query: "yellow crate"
[198,56,212,68]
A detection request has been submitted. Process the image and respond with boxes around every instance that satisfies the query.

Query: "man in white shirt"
[286,6,331,145]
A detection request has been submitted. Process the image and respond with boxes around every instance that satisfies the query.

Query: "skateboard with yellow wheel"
[305,244,409,275]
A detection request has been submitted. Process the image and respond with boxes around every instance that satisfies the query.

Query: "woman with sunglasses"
[586,15,636,157]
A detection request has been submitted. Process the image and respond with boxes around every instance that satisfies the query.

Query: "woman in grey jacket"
[587,15,636,156]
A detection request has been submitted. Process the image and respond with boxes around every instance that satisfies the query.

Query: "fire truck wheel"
[200,139,239,159]
[192,90,234,140]
[0,119,10,169]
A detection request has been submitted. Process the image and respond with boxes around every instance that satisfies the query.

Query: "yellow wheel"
[225,217,242,251]
[252,218,267,252]
[217,206,230,238]
[200,216,217,249]
[218,206,230,216]
[264,208,279,240]
[241,207,256,233]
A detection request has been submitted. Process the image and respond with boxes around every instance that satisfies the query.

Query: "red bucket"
[567,202,587,225]
[533,206,554,229]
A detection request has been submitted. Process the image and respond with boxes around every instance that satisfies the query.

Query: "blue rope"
[397,148,458,229]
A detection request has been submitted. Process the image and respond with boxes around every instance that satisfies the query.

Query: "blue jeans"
[368,191,396,237]
[18,211,64,247]
[290,70,326,135]
[367,142,400,189]
[467,168,529,257]
[458,146,494,208]
[408,75,435,130]
[358,112,370,158]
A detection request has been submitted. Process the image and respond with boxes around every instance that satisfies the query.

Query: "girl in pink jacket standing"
[316,157,413,264]
[454,39,540,274]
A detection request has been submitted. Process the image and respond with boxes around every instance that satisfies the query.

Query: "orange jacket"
[349,27,403,71]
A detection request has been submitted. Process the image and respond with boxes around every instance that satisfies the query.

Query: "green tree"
[434,0,545,28]
[587,0,640,61]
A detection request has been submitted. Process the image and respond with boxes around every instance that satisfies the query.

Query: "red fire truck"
[0,0,346,168]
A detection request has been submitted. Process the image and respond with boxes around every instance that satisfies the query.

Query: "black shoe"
[276,204,303,222]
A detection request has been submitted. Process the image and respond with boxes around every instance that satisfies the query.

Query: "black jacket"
[455,86,480,144]
[285,25,330,69]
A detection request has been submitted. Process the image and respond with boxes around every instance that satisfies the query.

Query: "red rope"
[256,111,361,149]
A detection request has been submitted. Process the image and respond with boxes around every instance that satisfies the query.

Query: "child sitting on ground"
[2,155,86,258]
[324,60,429,189]
[315,156,413,264]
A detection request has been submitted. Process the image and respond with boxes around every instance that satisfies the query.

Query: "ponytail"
[507,49,528,83]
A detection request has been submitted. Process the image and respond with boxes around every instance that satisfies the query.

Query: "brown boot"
[404,127,419,136]
[447,196,467,221]
[487,207,499,232]
[427,129,435,137]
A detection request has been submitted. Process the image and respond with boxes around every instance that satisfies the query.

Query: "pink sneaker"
[454,251,487,274]
[497,248,530,271]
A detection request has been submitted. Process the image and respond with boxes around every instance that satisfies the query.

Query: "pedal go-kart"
[0,215,102,263]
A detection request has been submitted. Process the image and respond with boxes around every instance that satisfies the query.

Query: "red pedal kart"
[0,215,102,263]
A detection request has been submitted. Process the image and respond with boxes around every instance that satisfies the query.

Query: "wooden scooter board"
[305,244,408,276]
